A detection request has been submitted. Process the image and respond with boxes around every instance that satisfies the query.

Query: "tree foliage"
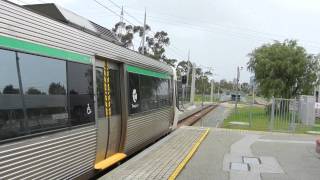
[49,82,66,95]
[112,21,176,67]
[2,85,19,94]
[248,40,320,98]
[112,22,150,49]
[219,79,234,91]
[26,87,43,95]
[176,61,193,79]
[144,31,170,59]
[143,31,176,66]
[241,82,250,94]
[112,22,133,48]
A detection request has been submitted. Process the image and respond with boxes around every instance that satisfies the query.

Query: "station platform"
[100,127,320,180]
[99,126,209,180]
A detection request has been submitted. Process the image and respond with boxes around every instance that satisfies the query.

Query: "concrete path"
[253,134,320,180]
[223,134,284,180]
[178,128,320,180]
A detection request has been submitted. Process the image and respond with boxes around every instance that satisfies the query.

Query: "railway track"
[178,104,218,127]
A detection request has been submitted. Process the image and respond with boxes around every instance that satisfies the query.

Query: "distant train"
[0,1,179,179]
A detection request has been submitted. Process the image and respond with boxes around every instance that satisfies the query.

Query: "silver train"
[0,1,179,179]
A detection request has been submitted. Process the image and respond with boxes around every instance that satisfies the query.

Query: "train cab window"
[0,49,24,140]
[18,53,68,133]
[67,62,94,126]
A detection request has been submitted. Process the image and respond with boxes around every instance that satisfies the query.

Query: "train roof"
[0,0,173,74]
[24,3,122,46]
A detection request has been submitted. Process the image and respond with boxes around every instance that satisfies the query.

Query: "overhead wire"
[12,0,320,55]
[93,0,137,26]
[96,0,188,60]
[102,3,320,53]
[124,7,320,50]
[105,0,144,25]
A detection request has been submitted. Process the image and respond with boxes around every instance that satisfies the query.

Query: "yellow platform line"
[168,128,210,180]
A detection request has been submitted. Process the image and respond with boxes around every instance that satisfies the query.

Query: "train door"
[106,62,122,157]
[94,59,125,169]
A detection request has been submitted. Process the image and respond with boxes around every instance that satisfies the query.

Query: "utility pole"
[235,66,242,113]
[118,6,124,40]
[201,72,205,127]
[141,8,146,55]
[210,79,214,102]
[190,63,196,104]
[218,81,220,101]
[186,50,190,101]
[252,81,255,105]
[120,6,124,24]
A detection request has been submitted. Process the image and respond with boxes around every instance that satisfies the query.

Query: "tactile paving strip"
[100,127,209,180]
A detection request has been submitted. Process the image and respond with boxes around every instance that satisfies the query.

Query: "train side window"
[128,73,141,114]
[67,62,94,125]
[109,69,121,115]
[168,79,173,106]
[0,49,25,140]
[140,76,158,111]
[96,67,105,118]
[128,72,171,115]
[157,79,170,107]
[18,53,68,133]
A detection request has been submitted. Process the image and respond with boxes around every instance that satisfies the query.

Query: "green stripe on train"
[127,65,170,79]
[0,35,91,64]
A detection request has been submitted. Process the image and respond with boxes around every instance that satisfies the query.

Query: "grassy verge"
[223,106,269,131]
[223,105,320,134]
[194,94,219,103]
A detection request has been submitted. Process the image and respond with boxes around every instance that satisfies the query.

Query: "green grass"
[223,106,269,131]
[194,94,217,103]
[222,106,320,134]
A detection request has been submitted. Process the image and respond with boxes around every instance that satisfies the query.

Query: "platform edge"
[168,128,210,180]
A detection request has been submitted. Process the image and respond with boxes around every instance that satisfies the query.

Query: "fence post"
[290,98,297,132]
[249,96,253,128]
[270,97,275,131]
[249,111,252,128]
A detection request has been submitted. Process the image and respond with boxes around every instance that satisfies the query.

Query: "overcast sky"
[9,0,320,83]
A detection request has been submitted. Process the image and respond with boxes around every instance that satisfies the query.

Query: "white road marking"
[257,139,315,144]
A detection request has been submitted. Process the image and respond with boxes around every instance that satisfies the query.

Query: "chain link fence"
[223,96,320,134]
[176,80,191,109]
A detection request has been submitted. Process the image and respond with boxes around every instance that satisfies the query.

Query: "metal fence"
[224,96,319,133]
[268,98,298,132]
